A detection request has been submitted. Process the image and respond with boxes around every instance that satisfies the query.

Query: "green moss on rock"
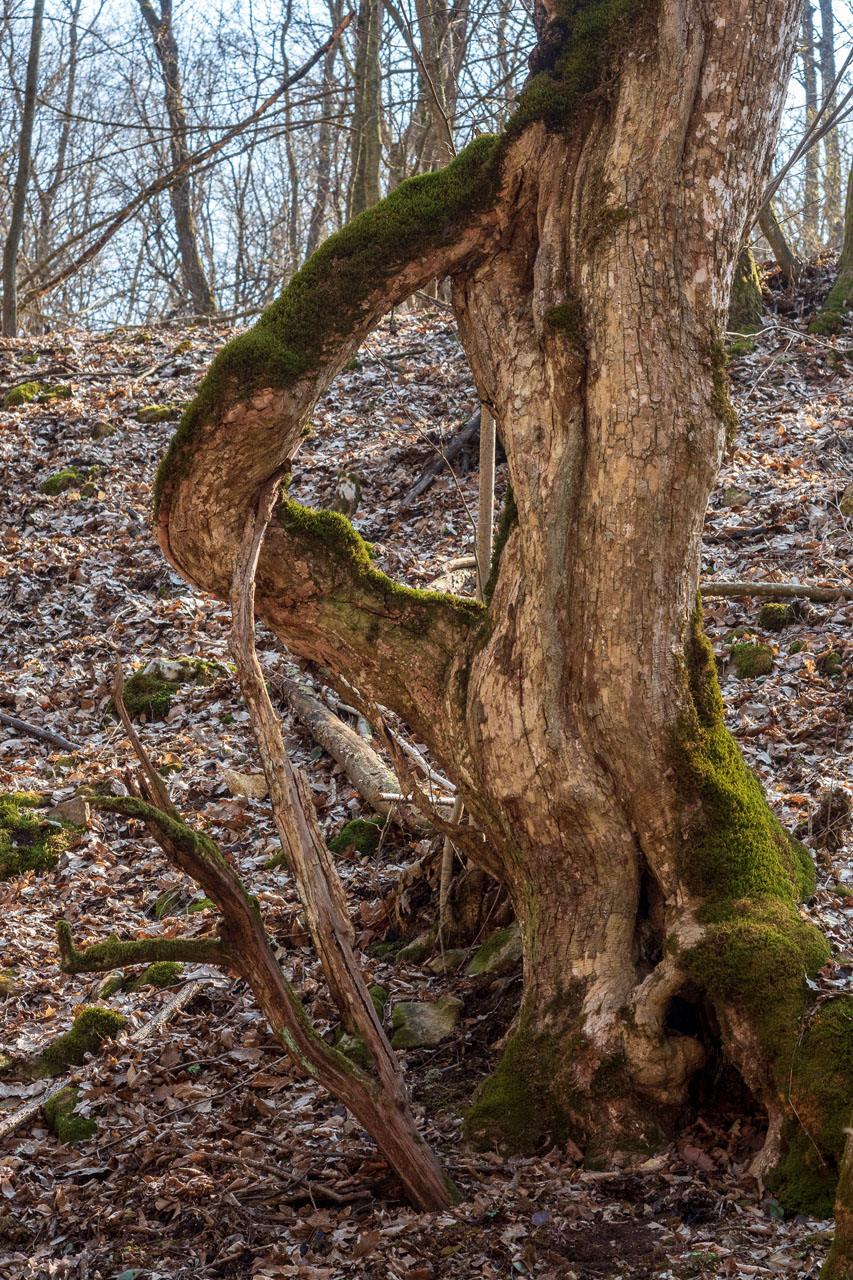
[40,467,83,495]
[758,603,792,632]
[809,311,843,337]
[0,791,79,880]
[328,816,385,856]
[136,404,182,424]
[4,381,42,407]
[44,1086,97,1143]
[41,1007,126,1075]
[731,642,773,678]
[130,960,183,990]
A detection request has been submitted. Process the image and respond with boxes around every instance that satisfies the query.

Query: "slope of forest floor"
[0,287,852,1279]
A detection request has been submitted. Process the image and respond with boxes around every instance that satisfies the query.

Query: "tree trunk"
[137,0,215,315]
[802,4,821,250]
[819,0,843,245]
[759,202,803,283]
[346,0,383,219]
[153,0,853,1221]
[305,0,344,258]
[2,0,45,337]
[729,247,763,331]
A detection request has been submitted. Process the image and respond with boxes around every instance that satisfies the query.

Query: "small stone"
[136,404,182,424]
[0,968,21,998]
[720,486,750,507]
[390,994,463,1049]
[222,767,268,799]
[427,949,468,975]
[396,933,432,963]
[730,642,773,679]
[97,970,124,998]
[467,923,522,976]
[331,470,362,517]
[91,420,116,440]
[47,796,90,826]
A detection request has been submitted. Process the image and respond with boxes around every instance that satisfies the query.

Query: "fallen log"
[280,667,429,833]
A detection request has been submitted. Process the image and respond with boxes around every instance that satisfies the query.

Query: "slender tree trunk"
[136,0,215,315]
[802,4,821,249]
[346,0,383,219]
[815,159,853,327]
[819,0,843,245]
[32,0,81,330]
[154,0,853,1221]
[759,202,803,283]
[305,0,343,258]
[2,0,45,337]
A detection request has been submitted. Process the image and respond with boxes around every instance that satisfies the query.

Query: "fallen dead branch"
[0,710,78,752]
[278,665,429,833]
[700,580,853,601]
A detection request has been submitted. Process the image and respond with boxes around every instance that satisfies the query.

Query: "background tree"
[2,0,45,336]
[136,0,215,315]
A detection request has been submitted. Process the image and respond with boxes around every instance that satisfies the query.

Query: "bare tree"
[2,0,45,336]
[136,0,215,315]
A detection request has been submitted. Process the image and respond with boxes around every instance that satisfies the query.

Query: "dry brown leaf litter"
[0,294,850,1277]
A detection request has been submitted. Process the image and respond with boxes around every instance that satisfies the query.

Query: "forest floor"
[1,274,852,1280]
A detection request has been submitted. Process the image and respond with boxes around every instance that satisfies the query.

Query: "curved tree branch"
[154,135,506,745]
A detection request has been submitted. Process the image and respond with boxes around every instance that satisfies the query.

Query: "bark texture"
[153,0,853,1225]
[2,0,45,336]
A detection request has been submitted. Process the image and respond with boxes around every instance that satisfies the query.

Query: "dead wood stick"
[229,473,455,1210]
[400,409,481,507]
[699,580,853,601]
[0,711,77,752]
[110,651,176,815]
[0,980,200,1142]
[279,667,428,833]
[439,795,465,935]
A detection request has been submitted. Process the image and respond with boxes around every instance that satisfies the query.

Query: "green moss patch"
[485,484,518,604]
[809,311,843,336]
[731,642,773,678]
[0,791,80,881]
[328,816,385,856]
[758,603,792,632]
[728,249,763,332]
[136,404,183,424]
[130,961,183,990]
[672,618,814,904]
[40,1007,127,1076]
[4,381,72,407]
[44,1086,97,1143]
[40,467,82,495]
[115,656,224,722]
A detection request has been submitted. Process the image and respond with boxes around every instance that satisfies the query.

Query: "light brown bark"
[155,0,817,1168]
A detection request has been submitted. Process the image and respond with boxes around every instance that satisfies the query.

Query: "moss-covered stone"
[130,960,183,990]
[44,1086,97,1143]
[809,311,843,336]
[116,656,224,722]
[39,384,72,402]
[328,816,385,856]
[731,642,773,678]
[41,1007,127,1075]
[136,404,182,424]
[467,923,522,976]
[790,639,805,655]
[822,651,843,677]
[396,934,433,964]
[0,791,80,880]
[758,603,792,632]
[40,467,83,495]
[4,381,42,407]
[390,994,463,1049]
[187,896,215,914]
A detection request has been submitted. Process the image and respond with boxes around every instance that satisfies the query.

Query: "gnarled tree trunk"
[152,0,853,1238]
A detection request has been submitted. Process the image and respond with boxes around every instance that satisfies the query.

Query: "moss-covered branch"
[56,920,232,974]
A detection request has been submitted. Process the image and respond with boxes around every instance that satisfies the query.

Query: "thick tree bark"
[137,0,215,316]
[154,0,853,1230]
[2,0,45,336]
